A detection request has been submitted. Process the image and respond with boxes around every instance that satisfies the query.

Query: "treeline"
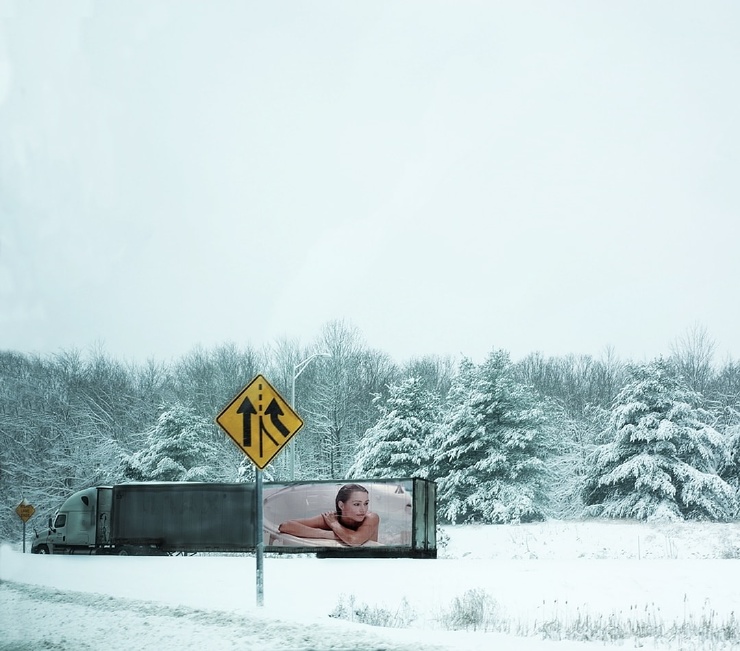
[1,321,738,539]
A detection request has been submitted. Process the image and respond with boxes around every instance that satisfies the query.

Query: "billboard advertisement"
[263,479,422,551]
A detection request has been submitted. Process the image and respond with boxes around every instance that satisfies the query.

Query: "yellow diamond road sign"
[16,502,35,523]
[216,374,304,470]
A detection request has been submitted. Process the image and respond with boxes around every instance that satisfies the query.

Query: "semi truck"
[31,482,257,555]
[31,479,437,558]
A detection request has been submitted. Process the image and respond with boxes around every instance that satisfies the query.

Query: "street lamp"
[289,352,330,480]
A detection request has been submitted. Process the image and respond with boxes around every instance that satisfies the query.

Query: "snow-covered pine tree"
[122,403,222,482]
[431,351,551,524]
[583,359,734,521]
[347,376,439,479]
[722,426,740,485]
[716,408,740,517]
[721,427,740,515]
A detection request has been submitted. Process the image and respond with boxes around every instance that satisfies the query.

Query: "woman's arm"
[322,511,380,547]
[278,514,336,540]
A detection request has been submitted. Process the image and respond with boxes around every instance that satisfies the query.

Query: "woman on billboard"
[278,484,380,546]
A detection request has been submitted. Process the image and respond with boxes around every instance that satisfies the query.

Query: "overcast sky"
[1,1,739,366]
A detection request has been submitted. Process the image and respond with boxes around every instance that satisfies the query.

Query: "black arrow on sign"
[264,398,291,437]
[259,417,279,458]
[237,397,257,446]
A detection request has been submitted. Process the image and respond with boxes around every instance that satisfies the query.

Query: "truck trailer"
[31,482,257,555]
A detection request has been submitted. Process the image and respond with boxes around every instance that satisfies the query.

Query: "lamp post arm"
[293,353,329,383]
[289,352,330,480]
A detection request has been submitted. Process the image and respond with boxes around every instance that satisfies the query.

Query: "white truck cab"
[32,487,112,554]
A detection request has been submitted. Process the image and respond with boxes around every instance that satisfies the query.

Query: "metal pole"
[255,469,264,607]
[289,374,297,480]
[22,521,26,553]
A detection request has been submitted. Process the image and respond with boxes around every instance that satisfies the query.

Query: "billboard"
[263,478,435,556]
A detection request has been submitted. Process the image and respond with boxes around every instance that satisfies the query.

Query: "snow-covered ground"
[2,520,740,651]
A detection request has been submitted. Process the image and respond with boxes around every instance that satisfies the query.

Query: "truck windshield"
[54,514,66,528]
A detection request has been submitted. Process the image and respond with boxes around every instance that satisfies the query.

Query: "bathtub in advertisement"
[263,478,436,558]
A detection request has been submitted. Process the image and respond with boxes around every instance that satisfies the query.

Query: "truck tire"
[34,545,50,554]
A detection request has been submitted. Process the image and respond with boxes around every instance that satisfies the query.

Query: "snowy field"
[2,520,740,651]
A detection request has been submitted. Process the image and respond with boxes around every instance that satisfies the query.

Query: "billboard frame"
[262,477,436,559]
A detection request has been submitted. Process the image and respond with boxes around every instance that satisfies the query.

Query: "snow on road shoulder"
[0,579,627,651]
[0,580,450,651]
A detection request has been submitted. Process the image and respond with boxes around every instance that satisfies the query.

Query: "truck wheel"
[35,545,50,555]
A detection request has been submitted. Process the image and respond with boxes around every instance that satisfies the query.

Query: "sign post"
[255,469,264,605]
[15,500,35,553]
[216,374,304,607]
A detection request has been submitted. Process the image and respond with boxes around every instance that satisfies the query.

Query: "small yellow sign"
[15,502,35,523]
[216,374,304,470]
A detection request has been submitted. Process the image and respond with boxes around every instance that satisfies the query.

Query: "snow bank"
[2,520,740,651]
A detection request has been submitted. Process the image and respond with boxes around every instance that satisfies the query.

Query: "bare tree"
[174,343,262,418]
[514,351,622,417]
[402,354,456,400]
[670,323,716,395]
[707,359,740,417]
[591,345,625,408]
[308,321,376,478]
